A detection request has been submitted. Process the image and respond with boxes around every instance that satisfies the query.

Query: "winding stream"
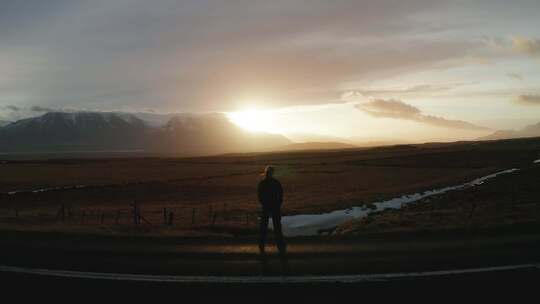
[278,168,521,237]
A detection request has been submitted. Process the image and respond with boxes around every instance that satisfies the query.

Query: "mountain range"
[277,141,358,151]
[3,111,538,155]
[477,121,540,141]
[0,112,291,155]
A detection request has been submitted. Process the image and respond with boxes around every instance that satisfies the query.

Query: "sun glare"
[226,109,281,134]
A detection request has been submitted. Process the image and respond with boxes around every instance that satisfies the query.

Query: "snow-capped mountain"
[0,111,291,155]
[0,112,148,152]
[3,112,147,131]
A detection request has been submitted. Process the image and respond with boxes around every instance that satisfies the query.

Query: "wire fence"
[0,201,260,230]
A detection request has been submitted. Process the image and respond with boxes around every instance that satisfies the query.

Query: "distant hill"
[152,113,291,154]
[0,120,11,127]
[350,139,411,148]
[0,111,291,155]
[478,122,540,141]
[277,141,357,151]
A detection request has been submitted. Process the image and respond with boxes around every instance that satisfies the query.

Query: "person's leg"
[272,211,289,275]
[259,210,270,275]
[271,211,286,254]
[259,210,270,254]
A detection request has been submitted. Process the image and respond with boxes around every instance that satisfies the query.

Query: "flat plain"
[1,137,539,237]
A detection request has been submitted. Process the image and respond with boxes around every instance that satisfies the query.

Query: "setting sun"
[226,109,282,134]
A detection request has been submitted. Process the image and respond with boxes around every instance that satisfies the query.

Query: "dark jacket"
[257,177,283,210]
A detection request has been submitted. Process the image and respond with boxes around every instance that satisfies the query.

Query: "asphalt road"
[1,230,539,299]
[2,230,540,275]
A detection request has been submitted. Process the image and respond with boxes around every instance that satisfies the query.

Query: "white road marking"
[0,263,538,283]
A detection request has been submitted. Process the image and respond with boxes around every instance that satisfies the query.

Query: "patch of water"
[277,169,519,237]
[6,184,88,195]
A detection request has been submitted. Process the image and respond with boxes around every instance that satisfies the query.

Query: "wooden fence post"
[57,204,65,223]
[131,201,139,225]
[209,205,213,221]
[81,210,86,224]
[14,208,19,220]
[134,201,137,225]
[115,210,121,225]
[100,212,105,225]
[192,208,196,225]
[163,208,167,225]
[467,203,477,225]
[168,212,174,226]
[212,213,217,227]
[511,192,516,212]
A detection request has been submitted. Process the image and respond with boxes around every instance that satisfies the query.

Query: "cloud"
[348,84,460,98]
[356,99,488,131]
[357,99,420,118]
[5,105,20,111]
[31,105,54,112]
[1,1,538,116]
[0,1,489,111]
[0,105,59,121]
[515,94,540,105]
[507,73,523,80]
[512,37,540,57]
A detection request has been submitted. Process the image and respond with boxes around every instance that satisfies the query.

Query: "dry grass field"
[1,137,539,236]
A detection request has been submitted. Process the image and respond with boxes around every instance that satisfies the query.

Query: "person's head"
[263,165,274,179]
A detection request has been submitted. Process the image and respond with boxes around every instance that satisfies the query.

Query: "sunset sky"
[1,0,540,142]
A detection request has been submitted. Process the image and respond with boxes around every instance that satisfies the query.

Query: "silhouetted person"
[257,165,288,274]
